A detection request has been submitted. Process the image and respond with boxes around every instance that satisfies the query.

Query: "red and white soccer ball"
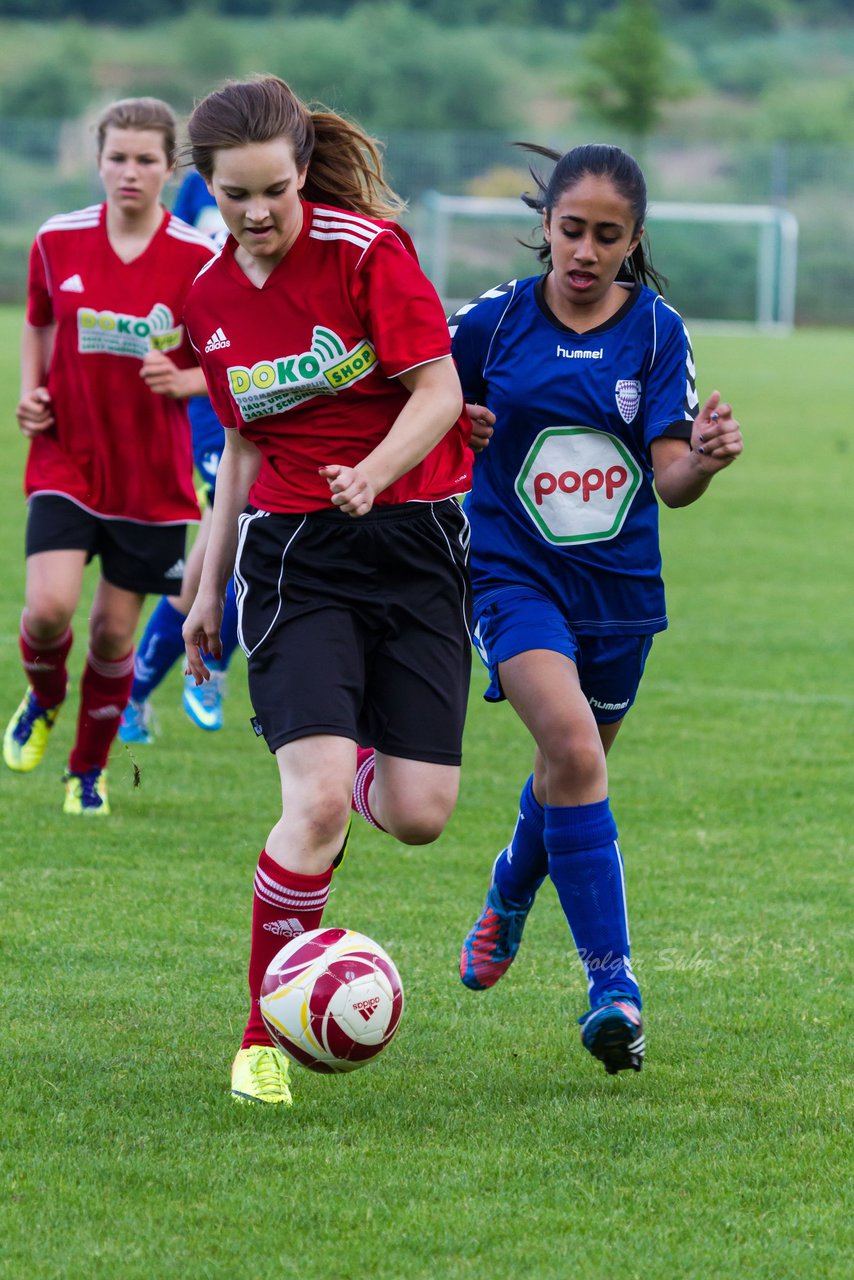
[260,927,404,1074]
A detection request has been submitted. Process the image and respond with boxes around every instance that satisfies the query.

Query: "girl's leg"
[353,751,460,845]
[240,734,355,1052]
[4,549,86,773]
[65,579,144,811]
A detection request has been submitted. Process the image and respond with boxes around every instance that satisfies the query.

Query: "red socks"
[241,850,333,1049]
[352,746,387,832]
[19,619,72,709]
[68,649,135,775]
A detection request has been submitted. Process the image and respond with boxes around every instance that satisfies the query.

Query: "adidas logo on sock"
[205,327,230,352]
[263,918,306,938]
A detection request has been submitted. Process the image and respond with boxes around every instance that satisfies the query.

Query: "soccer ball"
[260,927,404,1074]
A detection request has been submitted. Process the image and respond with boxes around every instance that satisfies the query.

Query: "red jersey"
[25,203,216,523]
[184,203,472,513]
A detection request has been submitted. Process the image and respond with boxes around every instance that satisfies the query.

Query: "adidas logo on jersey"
[205,327,230,352]
[59,274,85,292]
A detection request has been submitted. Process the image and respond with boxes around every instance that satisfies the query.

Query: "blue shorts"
[188,398,226,504]
[472,586,653,724]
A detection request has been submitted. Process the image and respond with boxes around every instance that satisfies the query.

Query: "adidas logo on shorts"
[205,327,231,352]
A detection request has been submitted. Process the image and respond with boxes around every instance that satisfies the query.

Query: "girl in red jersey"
[181,75,472,1105]
[3,98,215,813]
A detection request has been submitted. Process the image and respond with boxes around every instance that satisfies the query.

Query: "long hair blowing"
[517,141,666,293]
[188,75,405,220]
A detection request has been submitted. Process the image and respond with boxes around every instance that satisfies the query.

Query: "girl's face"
[208,138,308,268]
[543,173,642,324]
[98,127,173,216]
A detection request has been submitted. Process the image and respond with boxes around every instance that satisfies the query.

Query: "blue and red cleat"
[579,991,645,1074]
[460,877,534,991]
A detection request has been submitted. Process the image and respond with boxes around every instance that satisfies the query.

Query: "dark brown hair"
[518,142,666,293]
[187,75,405,219]
[96,98,178,167]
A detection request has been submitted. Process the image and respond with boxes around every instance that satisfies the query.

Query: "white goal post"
[418,192,799,333]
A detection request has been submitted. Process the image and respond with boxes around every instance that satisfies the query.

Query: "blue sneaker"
[182,664,225,732]
[579,991,645,1075]
[460,876,534,991]
[119,698,154,745]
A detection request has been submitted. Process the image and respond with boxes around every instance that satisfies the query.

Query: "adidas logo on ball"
[205,327,231,352]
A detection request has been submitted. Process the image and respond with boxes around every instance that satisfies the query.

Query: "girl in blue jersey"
[453,143,742,1075]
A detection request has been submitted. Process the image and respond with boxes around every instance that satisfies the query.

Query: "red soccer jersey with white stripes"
[184,202,472,513]
[25,202,216,523]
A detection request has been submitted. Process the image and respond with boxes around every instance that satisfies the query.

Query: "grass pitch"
[0,306,850,1279]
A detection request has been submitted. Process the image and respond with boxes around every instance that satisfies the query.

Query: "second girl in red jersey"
[180,76,473,1105]
[3,97,215,814]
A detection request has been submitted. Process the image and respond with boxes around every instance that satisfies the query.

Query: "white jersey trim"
[38,205,102,235]
[166,216,218,253]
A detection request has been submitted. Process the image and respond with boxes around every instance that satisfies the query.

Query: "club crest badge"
[615,379,641,424]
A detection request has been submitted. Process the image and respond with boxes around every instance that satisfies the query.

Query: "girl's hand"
[16,387,54,438]
[319,464,376,517]
[182,592,224,684]
[691,390,743,473]
[140,350,186,398]
[466,402,496,454]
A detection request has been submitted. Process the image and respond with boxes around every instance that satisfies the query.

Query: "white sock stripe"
[254,867,331,906]
[254,879,330,911]
[254,872,330,905]
[86,649,135,679]
[21,617,72,651]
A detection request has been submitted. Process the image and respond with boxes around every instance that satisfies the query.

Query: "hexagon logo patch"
[515,427,642,545]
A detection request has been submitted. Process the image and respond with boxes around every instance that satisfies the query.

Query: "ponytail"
[188,76,405,220]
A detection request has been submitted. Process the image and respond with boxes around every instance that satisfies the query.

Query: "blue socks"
[131,579,240,702]
[132,598,186,700]
[545,798,641,1010]
[493,775,548,905]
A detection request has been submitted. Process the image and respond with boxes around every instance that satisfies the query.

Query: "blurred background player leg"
[120,398,240,743]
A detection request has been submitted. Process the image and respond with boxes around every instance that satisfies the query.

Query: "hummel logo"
[263,918,305,938]
[205,327,230,353]
[60,274,84,293]
[164,559,185,580]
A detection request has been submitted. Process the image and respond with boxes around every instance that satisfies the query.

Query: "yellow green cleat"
[63,768,110,816]
[231,1044,293,1105]
[3,691,61,772]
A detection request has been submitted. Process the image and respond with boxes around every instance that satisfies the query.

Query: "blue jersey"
[451,276,697,635]
[172,171,228,248]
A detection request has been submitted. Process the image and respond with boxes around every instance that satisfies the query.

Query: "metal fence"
[0,120,852,325]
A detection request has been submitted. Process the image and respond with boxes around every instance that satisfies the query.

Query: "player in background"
[3,98,215,814]
[120,168,241,743]
[453,143,742,1075]
[181,75,473,1106]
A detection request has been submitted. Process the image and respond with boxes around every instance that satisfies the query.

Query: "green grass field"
[0,305,850,1280]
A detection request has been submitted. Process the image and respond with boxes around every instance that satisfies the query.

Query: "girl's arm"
[16,322,56,438]
[319,355,463,517]
[182,427,261,682]
[652,390,743,509]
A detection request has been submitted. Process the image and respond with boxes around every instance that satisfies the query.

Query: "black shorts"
[25,494,188,596]
[236,499,472,764]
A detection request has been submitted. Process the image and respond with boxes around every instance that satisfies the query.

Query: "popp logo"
[516,427,641,545]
